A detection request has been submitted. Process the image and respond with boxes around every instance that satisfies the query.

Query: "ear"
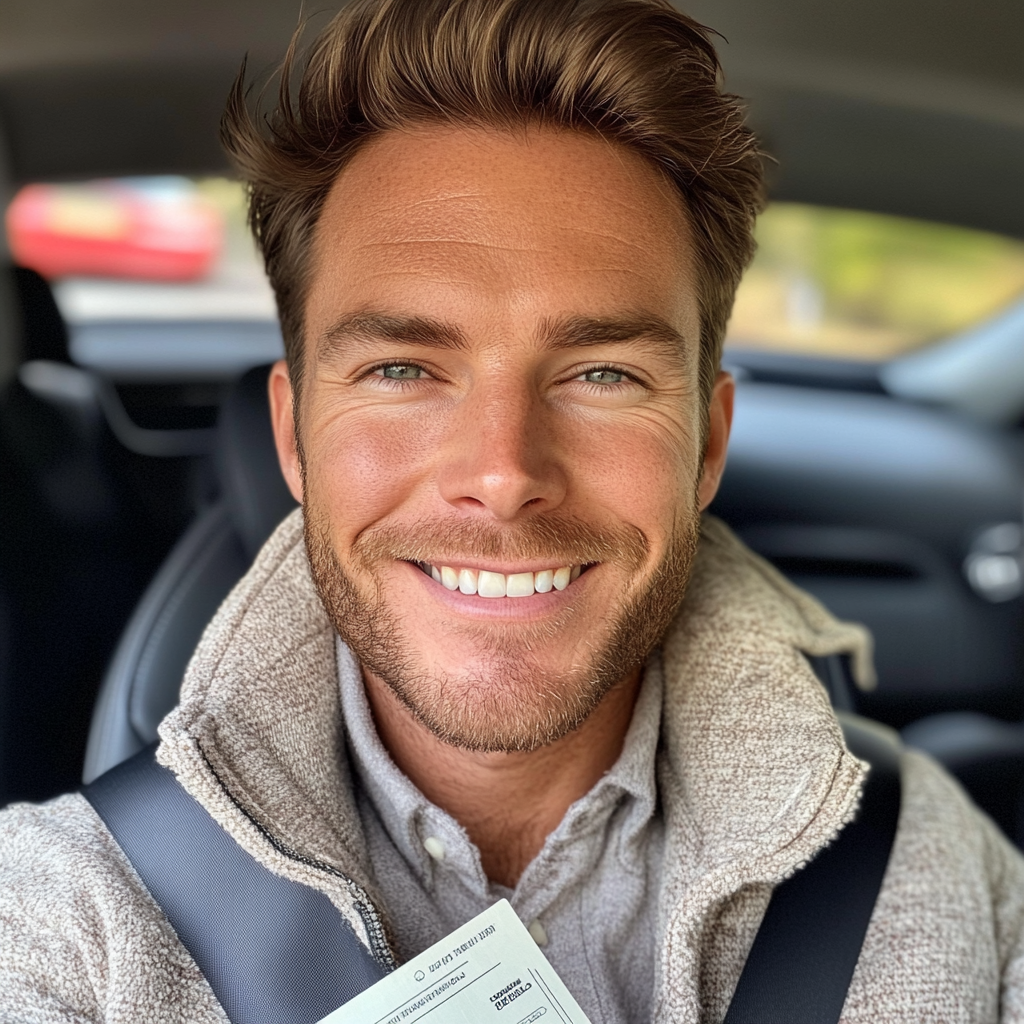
[268,360,304,504]
[697,370,734,511]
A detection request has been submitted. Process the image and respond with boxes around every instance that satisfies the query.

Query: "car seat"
[82,364,296,783]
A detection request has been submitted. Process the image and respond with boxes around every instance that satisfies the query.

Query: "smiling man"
[287,124,718,893]
[3,0,1024,1022]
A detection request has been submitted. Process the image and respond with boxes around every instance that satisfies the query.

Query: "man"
[2,0,1023,1020]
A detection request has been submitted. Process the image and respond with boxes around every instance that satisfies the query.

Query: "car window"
[726,203,1024,360]
[6,175,275,320]
[5,176,280,378]
[9,182,1024,368]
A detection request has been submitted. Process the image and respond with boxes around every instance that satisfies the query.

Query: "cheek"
[561,411,700,546]
[303,398,447,543]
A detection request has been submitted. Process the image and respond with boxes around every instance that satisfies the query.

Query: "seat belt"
[723,712,902,1024]
[82,745,387,1024]
[84,714,899,1024]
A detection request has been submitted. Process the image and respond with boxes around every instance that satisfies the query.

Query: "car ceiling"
[0,0,1022,239]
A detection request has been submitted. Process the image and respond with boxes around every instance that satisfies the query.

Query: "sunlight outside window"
[727,204,1024,360]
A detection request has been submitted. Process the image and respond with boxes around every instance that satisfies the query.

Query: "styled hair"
[222,0,764,407]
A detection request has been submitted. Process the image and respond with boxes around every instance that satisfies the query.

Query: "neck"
[361,667,642,888]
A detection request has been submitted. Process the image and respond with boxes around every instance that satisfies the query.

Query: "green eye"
[380,364,423,380]
[582,368,625,384]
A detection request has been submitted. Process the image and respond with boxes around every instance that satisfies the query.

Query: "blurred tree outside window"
[727,203,1024,360]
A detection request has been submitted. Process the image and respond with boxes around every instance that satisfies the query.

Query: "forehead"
[308,125,697,338]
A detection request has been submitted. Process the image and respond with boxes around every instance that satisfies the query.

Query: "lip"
[399,559,591,620]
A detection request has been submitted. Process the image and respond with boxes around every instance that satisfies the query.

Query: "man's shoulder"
[0,792,122,885]
[879,746,1024,958]
[0,792,224,1021]
[833,746,1024,1019]
[897,745,1023,874]
[0,791,152,942]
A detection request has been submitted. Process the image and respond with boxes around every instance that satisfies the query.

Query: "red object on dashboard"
[6,180,222,282]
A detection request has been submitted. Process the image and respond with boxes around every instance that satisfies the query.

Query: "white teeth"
[534,569,554,594]
[426,563,584,597]
[477,570,506,598]
[506,572,535,598]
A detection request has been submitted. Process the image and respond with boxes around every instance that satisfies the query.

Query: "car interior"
[1,0,1023,851]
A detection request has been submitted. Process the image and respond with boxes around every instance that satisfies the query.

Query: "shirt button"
[423,836,446,862]
[527,919,548,947]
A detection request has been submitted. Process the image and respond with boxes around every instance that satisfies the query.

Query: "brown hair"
[222,0,764,408]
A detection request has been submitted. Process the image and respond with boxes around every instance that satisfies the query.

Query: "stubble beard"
[304,499,700,754]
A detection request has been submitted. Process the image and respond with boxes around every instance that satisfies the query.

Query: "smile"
[415,562,585,597]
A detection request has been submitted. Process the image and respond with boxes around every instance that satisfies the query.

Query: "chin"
[388,668,608,753]
[362,633,625,753]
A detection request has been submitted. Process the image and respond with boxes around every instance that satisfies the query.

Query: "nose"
[437,379,567,520]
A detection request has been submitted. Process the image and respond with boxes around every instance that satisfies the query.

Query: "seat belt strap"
[82,744,387,1024]
[723,713,902,1024]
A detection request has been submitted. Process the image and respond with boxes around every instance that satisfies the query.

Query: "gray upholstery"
[82,365,296,783]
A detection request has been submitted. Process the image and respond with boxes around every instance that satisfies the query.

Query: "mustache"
[350,513,650,569]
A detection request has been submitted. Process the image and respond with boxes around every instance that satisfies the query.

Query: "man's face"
[270,126,733,752]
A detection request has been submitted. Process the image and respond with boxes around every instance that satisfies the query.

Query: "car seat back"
[82,365,296,782]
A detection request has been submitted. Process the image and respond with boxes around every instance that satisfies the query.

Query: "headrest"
[215,364,298,561]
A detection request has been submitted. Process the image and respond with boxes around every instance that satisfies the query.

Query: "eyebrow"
[318,312,469,358]
[317,310,687,358]
[539,314,687,354]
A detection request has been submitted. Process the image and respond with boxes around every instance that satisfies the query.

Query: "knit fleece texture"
[1,509,1023,1022]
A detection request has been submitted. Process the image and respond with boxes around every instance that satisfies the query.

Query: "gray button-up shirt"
[337,639,665,1024]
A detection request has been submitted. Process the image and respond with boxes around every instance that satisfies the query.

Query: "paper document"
[318,899,593,1024]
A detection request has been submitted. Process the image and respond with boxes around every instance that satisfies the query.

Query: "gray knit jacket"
[1,510,1023,1022]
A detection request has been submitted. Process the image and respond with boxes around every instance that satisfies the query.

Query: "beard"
[304,499,700,754]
